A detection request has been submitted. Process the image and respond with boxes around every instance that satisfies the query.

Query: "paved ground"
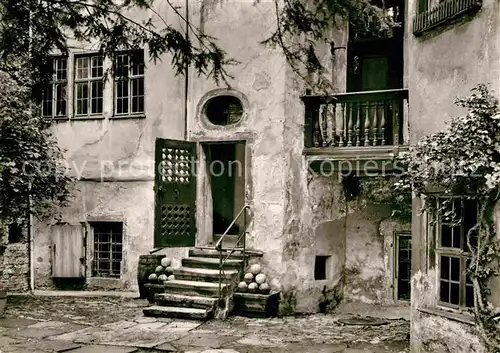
[0,295,410,353]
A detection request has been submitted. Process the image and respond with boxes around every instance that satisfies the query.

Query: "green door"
[154,138,197,247]
[360,56,389,91]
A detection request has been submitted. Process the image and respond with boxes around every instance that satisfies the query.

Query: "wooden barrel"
[137,254,164,299]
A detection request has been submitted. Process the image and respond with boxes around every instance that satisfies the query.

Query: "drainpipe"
[28,207,34,293]
[27,184,34,293]
[27,6,35,294]
[183,0,189,141]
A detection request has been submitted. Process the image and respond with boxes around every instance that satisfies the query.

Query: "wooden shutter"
[154,138,197,247]
[50,224,85,278]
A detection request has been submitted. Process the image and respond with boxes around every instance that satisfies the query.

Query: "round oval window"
[204,95,244,126]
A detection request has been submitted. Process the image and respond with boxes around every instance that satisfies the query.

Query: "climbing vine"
[262,0,395,93]
[392,84,500,352]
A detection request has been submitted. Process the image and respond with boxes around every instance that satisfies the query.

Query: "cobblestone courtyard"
[0,295,410,353]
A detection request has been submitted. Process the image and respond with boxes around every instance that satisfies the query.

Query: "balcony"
[302,88,409,173]
[413,0,482,35]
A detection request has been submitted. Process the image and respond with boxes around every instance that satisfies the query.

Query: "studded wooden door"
[154,138,197,247]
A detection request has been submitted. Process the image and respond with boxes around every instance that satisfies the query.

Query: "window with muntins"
[74,55,104,116]
[433,197,477,309]
[92,222,123,278]
[42,57,67,118]
[115,51,144,115]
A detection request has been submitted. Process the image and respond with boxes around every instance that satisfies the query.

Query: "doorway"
[395,232,412,300]
[346,0,404,92]
[204,142,246,239]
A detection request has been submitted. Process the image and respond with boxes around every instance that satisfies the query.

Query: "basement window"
[92,222,123,278]
[314,255,330,280]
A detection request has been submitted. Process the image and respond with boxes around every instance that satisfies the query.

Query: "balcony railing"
[413,0,482,35]
[302,89,409,149]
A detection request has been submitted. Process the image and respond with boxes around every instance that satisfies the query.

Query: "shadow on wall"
[315,219,347,313]
[343,203,393,303]
[278,218,347,316]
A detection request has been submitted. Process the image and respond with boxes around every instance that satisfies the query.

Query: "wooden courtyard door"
[154,138,197,247]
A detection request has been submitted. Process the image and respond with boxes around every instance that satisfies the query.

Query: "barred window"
[42,57,67,118]
[74,55,104,116]
[433,197,477,309]
[114,51,145,115]
[92,222,123,278]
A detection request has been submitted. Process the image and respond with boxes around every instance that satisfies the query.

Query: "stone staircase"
[143,246,262,320]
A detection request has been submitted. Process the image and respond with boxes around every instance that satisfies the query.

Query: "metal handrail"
[217,205,250,306]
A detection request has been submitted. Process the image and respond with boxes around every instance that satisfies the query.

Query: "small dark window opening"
[314,256,330,280]
[342,174,361,201]
[92,222,123,278]
[204,95,244,126]
[8,223,24,243]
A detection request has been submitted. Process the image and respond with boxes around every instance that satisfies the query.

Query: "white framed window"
[40,49,145,120]
[42,56,68,118]
[431,197,477,309]
[74,54,104,117]
[114,51,145,116]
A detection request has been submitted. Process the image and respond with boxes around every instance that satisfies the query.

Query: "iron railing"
[215,205,250,305]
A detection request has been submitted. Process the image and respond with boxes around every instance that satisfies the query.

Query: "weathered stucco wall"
[34,181,151,290]
[187,0,289,296]
[408,0,500,349]
[32,1,189,290]
[410,200,500,353]
[278,172,410,313]
[407,0,500,143]
[410,270,487,353]
[31,0,410,311]
[32,0,290,292]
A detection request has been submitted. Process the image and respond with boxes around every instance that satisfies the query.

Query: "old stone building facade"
[407,0,500,350]
[25,0,410,313]
[15,0,499,349]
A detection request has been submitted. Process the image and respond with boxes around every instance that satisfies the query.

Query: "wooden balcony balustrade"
[302,89,409,150]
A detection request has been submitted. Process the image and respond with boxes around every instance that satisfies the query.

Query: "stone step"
[189,248,244,260]
[154,293,218,309]
[195,247,264,257]
[182,257,243,271]
[163,279,229,297]
[143,305,213,320]
[233,292,281,318]
[173,267,239,283]
[212,234,243,248]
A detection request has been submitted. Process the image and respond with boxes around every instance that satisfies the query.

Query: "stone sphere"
[167,275,175,281]
[160,257,172,267]
[237,281,248,292]
[165,266,174,275]
[244,272,254,284]
[270,278,282,292]
[249,264,261,275]
[148,273,158,282]
[248,282,258,293]
[155,265,164,274]
[158,274,168,283]
[255,273,267,285]
[259,282,271,294]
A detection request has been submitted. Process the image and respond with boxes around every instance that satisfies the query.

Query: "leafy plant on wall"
[261,0,394,92]
[0,62,74,226]
[392,84,500,352]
